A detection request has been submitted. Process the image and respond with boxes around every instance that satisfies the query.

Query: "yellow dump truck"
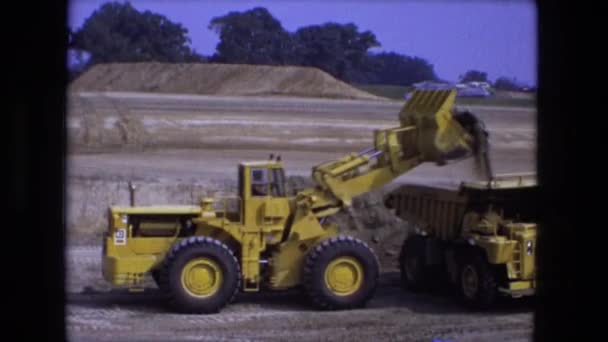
[101,89,490,313]
[384,173,538,309]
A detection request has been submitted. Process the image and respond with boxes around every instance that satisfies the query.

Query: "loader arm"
[295,89,486,218]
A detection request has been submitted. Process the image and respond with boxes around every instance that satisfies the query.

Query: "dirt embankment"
[70,62,383,100]
[65,92,400,153]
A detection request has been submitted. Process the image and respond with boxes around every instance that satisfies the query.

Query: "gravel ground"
[66,246,534,342]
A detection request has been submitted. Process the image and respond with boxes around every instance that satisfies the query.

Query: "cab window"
[270,168,286,197]
[250,168,268,197]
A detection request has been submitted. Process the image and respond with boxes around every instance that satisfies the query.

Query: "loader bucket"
[399,89,483,164]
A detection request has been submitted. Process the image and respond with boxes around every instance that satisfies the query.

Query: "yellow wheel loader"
[101,89,488,313]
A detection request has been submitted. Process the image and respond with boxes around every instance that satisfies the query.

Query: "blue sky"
[69,0,537,85]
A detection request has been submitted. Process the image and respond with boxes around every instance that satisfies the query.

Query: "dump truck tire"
[303,235,379,310]
[399,235,431,292]
[162,236,241,314]
[458,251,497,309]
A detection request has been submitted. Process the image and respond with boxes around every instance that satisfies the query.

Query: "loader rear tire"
[162,236,241,314]
[303,235,379,310]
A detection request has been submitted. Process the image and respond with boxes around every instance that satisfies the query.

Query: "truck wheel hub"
[324,257,363,296]
[181,258,222,297]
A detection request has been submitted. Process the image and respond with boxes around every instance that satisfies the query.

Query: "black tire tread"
[159,236,241,313]
[399,235,429,292]
[302,235,380,310]
[459,251,498,310]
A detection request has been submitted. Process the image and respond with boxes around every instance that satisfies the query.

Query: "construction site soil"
[66,64,536,341]
[70,63,382,100]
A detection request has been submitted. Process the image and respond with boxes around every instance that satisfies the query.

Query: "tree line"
[69,2,527,90]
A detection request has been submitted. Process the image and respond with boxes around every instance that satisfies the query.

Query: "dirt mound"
[70,62,383,100]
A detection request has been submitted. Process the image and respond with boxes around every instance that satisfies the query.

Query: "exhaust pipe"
[128,181,136,207]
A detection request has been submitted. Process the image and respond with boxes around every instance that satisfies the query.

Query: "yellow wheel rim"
[181,258,222,298]
[324,256,364,296]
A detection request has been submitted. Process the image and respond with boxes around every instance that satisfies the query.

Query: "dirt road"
[67,246,533,342]
[68,92,535,182]
[68,92,535,153]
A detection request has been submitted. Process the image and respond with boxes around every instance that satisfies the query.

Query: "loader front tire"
[303,235,379,310]
[163,237,241,314]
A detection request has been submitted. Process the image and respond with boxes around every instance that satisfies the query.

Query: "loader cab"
[238,161,290,242]
[238,161,287,199]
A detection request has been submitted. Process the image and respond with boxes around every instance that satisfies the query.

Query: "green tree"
[207,7,438,85]
[293,22,380,80]
[494,76,522,91]
[460,70,489,83]
[71,1,202,65]
[350,52,437,86]
[208,7,295,65]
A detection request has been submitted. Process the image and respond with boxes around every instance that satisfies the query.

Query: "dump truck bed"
[387,173,538,240]
[460,172,537,190]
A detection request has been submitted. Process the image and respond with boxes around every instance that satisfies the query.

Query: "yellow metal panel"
[241,233,262,291]
[129,237,178,255]
[508,280,535,291]
[268,237,308,289]
[512,224,537,280]
[194,222,243,247]
[474,236,516,264]
[102,237,160,285]
[263,199,290,218]
[506,262,518,279]
[327,155,369,177]
[102,255,158,286]
[292,210,328,241]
